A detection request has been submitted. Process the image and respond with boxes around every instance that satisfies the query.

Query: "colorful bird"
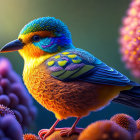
[1,17,140,140]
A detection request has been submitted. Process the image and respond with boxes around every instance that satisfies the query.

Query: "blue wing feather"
[46,48,138,86]
[78,64,135,86]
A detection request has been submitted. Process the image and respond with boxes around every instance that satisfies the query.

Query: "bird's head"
[0,17,73,60]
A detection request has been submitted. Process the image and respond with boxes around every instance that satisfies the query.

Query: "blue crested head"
[18,17,74,54]
[19,17,71,39]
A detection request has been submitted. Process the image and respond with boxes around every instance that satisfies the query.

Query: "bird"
[1,17,140,140]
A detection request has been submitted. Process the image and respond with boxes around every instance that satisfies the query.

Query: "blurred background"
[0,0,139,134]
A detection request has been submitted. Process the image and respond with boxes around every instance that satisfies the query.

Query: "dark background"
[0,0,139,134]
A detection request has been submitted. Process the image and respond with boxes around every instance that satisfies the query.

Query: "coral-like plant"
[78,120,131,140]
[119,0,140,78]
[0,57,37,128]
[23,133,40,140]
[0,114,23,140]
[110,113,137,135]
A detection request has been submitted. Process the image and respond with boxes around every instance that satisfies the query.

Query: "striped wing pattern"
[45,49,136,86]
[79,63,132,86]
[45,51,94,81]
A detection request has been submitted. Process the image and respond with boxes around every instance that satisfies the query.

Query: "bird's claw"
[38,128,66,140]
[60,127,83,137]
[38,129,54,140]
[38,129,47,136]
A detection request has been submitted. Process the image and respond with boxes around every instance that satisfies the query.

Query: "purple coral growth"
[0,57,37,128]
[0,114,23,140]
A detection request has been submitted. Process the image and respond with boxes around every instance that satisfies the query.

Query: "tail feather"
[113,86,140,108]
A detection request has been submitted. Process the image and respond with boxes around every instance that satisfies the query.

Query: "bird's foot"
[60,127,83,137]
[38,128,65,140]
[38,128,55,140]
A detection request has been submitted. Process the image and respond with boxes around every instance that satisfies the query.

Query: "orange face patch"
[18,31,55,44]
[19,43,46,58]
[18,31,56,58]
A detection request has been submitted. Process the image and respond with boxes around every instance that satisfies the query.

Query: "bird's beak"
[0,39,24,53]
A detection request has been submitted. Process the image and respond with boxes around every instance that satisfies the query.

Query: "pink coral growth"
[119,0,140,78]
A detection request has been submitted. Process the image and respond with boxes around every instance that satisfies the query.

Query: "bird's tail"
[113,86,140,108]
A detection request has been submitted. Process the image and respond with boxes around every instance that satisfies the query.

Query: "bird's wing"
[78,63,133,86]
[45,48,134,86]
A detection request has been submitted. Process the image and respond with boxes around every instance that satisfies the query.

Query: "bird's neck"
[21,53,56,78]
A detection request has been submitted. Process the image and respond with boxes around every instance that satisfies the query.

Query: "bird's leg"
[60,117,83,137]
[38,119,60,140]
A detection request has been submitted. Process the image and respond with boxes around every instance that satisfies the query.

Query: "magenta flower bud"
[119,0,140,78]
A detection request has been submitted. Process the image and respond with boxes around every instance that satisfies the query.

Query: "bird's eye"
[32,35,40,42]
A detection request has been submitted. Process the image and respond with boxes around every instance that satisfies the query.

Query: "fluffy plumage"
[23,60,130,120]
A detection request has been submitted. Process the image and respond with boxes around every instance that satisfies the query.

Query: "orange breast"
[23,63,130,120]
